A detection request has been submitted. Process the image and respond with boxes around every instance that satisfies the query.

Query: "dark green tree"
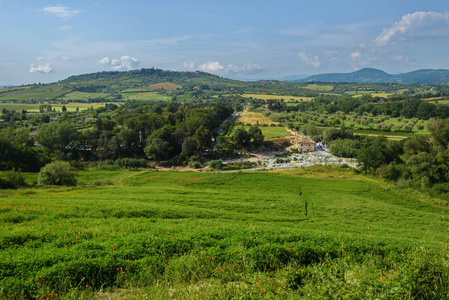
[357,145,385,174]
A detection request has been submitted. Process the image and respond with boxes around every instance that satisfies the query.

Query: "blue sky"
[1,0,449,84]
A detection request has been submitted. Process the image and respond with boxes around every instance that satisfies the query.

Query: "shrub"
[0,169,27,189]
[38,161,77,186]
[209,160,223,170]
[191,161,201,169]
[115,158,148,169]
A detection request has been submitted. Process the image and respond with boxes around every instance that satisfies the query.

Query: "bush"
[38,161,77,186]
[0,169,27,189]
[115,158,148,169]
[209,160,223,170]
[191,161,201,169]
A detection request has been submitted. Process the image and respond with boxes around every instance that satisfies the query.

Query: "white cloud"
[375,11,449,46]
[58,25,73,31]
[198,61,225,73]
[226,63,265,75]
[350,51,361,59]
[29,63,53,73]
[298,52,321,67]
[42,6,82,18]
[99,56,140,70]
[196,61,265,76]
[182,61,195,70]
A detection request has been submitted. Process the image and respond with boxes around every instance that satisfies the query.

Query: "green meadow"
[0,103,109,113]
[236,125,291,139]
[0,167,448,299]
[120,92,171,101]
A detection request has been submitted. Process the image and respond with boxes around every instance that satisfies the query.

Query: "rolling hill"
[295,68,449,84]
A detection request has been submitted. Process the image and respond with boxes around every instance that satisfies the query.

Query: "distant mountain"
[293,68,449,84]
[278,74,309,81]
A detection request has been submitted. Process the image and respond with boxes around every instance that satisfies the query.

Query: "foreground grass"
[0,166,448,299]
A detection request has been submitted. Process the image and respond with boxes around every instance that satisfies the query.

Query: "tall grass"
[0,167,448,298]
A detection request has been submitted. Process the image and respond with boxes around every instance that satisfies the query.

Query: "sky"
[1,0,449,85]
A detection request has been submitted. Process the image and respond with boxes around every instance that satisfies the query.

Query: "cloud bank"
[99,56,140,70]
[42,6,82,18]
[191,61,264,76]
[375,11,449,46]
[29,63,53,73]
[298,52,321,67]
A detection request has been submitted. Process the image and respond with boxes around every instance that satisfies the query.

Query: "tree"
[144,126,175,160]
[118,128,139,156]
[61,105,67,112]
[248,125,264,146]
[182,136,198,156]
[427,118,449,150]
[357,145,385,174]
[38,161,76,186]
[193,125,211,150]
[38,122,79,152]
[232,127,250,148]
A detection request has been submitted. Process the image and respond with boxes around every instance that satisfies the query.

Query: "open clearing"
[120,92,171,101]
[148,82,181,90]
[0,167,448,298]
[59,91,111,101]
[0,102,108,112]
[241,94,314,102]
[236,125,291,139]
[304,84,334,92]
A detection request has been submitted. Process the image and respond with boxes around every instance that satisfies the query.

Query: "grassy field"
[236,125,292,139]
[236,109,279,126]
[59,92,112,101]
[0,91,66,101]
[304,84,334,92]
[241,94,314,102]
[148,82,181,91]
[0,167,448,299]
[350,92,392,98]
[120,92,171,101]
[0,103,110,113]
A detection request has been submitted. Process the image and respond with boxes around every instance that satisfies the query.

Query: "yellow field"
[236,109,279,126]
[241,94,313,102]
[305,84,334,92]
[352,92,392,98]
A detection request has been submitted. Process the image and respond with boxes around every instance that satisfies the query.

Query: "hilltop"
[293,68,449,84]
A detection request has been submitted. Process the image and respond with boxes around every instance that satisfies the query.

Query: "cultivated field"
[304,84,334,92]
[0,167,448,299]
[0,102,108,113]
[148,82,181,91]
[241,94,314,102]
[120,92,171,101]
[238,125,292,139]
[59,92,111,101]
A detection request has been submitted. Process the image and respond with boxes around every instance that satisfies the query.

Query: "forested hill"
[60,68,248,90]
[296,68,449,84]
[63,68,221,84]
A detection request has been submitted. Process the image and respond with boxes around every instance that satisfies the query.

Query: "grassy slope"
[0,167,448,299]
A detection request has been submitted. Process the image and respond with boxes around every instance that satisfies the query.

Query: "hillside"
[1,67,449,103]
[0,167,448,298]
[296,68,449,84]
